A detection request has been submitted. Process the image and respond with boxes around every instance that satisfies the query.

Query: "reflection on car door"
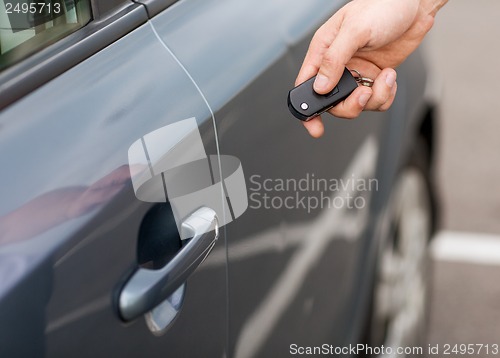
[0,17,227,358]
[149,0,391,356]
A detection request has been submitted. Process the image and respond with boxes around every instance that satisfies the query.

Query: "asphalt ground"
[423,0,500,354]
[425,0,500,235]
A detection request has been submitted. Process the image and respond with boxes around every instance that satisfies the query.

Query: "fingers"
[295,32,328,86]
[301,68,398,138]
[364,68,397,110]
[302,116,325,138]
[379,82,397,112]
[301,87,371,138]
[323,68,397,121]
[295,11,345,86]
[328,86,373,119]
[302,84,373,138]
[313,26,366,94]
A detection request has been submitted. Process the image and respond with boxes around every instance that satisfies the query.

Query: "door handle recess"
[119,207,219,322]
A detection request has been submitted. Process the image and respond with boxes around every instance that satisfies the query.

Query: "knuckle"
[330,107,360,120]
[313,27,325,40]
[346,108,362,119]
[321,53,338,72]
[358,26,372,41]
[378,99,394,112]
[312,26,330,48]
[369,90,390,107]
[322,52,335,64]
[417,14,435,35]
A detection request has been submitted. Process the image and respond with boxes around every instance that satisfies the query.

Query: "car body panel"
[0,0,432,356]
[0,21,227,357]
[148,0,429,356]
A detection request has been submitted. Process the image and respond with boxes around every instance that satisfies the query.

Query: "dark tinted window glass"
[0,0,91,71]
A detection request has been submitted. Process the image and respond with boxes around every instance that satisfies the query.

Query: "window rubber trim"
[132,0,178,18]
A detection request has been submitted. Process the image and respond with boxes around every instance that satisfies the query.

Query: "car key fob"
[287,68,358,121]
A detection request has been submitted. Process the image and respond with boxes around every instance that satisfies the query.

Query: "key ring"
[350,69,374,87]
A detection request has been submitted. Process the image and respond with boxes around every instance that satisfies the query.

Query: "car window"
[0,0,91,71]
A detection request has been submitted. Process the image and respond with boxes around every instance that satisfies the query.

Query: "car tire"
[366,136,435,357]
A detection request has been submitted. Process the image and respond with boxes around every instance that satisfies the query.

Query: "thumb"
[313,26,364,94]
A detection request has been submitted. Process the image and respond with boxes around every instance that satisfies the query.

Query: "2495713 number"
[5,2,61,15]
[443,344,499,355]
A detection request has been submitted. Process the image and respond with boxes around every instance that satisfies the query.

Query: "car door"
[148,0,391,356]
[0,1,228,357]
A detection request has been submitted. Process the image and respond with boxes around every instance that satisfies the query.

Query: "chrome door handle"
[119,207,218,321]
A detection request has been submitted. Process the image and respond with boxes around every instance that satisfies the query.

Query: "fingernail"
[359,93,370,107]
[385,72,396,88]
[314,74,329,92]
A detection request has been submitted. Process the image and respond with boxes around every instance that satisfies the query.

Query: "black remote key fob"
[287,68,358,121]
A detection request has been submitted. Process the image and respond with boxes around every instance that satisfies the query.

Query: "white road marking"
[431,230,500,266]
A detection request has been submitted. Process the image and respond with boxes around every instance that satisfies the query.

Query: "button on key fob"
[287,68,358,121]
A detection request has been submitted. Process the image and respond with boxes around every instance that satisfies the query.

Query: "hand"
[296,0,447,138]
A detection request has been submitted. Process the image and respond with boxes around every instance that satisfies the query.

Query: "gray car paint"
[0,20,227,357]
[0,0,431,357]
[150,0,429,356]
